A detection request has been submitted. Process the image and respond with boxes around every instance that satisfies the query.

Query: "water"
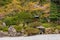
[0,34,60,40]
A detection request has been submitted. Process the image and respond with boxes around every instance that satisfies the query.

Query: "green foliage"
[2,27,8,32]
[14,12,34,24]
[50,2,60,22]
[0,0,60,35]
[3,11,34,26]
[29,22,41,27]
[42,23,51,28]
[42,23,58,28]
[17,12,33,20]
[3,17,18,26]
[0,0,12,6]
[14,25,23,32]
[25,27,39,35]
[56,25,60,30]
[0,26,8,32]
[40,18,47,23]
[39,0,48,5]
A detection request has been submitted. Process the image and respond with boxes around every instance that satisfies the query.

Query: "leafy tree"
[4,11,34,26]
[49,2,58,22]
[15,12,34,26]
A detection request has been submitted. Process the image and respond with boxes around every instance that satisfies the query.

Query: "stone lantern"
[36,26,45,34]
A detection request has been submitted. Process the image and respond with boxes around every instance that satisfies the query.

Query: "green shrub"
[25,27,39,35]
[40,18,47,23]
[4,17,18,26]
[29,22,41,27]
[2,27,8,32]
[42,23,58,28]
[14,26,23,32]
[56,25,60,30]
[0,0,12,6]
[42,23,52,28]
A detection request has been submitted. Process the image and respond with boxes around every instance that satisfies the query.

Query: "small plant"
[42,23,51,28]
[56,25,60,30]
[29,22,41,28]
[14,25,23,32]
[2,26,8,32]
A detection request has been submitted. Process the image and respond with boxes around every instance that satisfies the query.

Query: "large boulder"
[45,28,51,34]
[45,28,52,34]
[54,29,59,34]
[0,31,9,37]
[16,32,21,36]
[8,26,17,37]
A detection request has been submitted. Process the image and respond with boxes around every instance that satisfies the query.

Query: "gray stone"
[2,22,6,27]
[55,29,59,34]
[45,28,52,34]
[16,32,21,36]
[8,26,17,36]
[0,31,9,37]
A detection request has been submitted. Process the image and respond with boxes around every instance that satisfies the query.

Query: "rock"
[0,31,9,37]
[21,29,25,36]
[45,28,52,34]
[16,32,21,36]
[0,31,5,37]
[24,34,28,37]
[2,22,6,27]
[8,26,17,37]
[55,29,59,34]
[59,30,60,33]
